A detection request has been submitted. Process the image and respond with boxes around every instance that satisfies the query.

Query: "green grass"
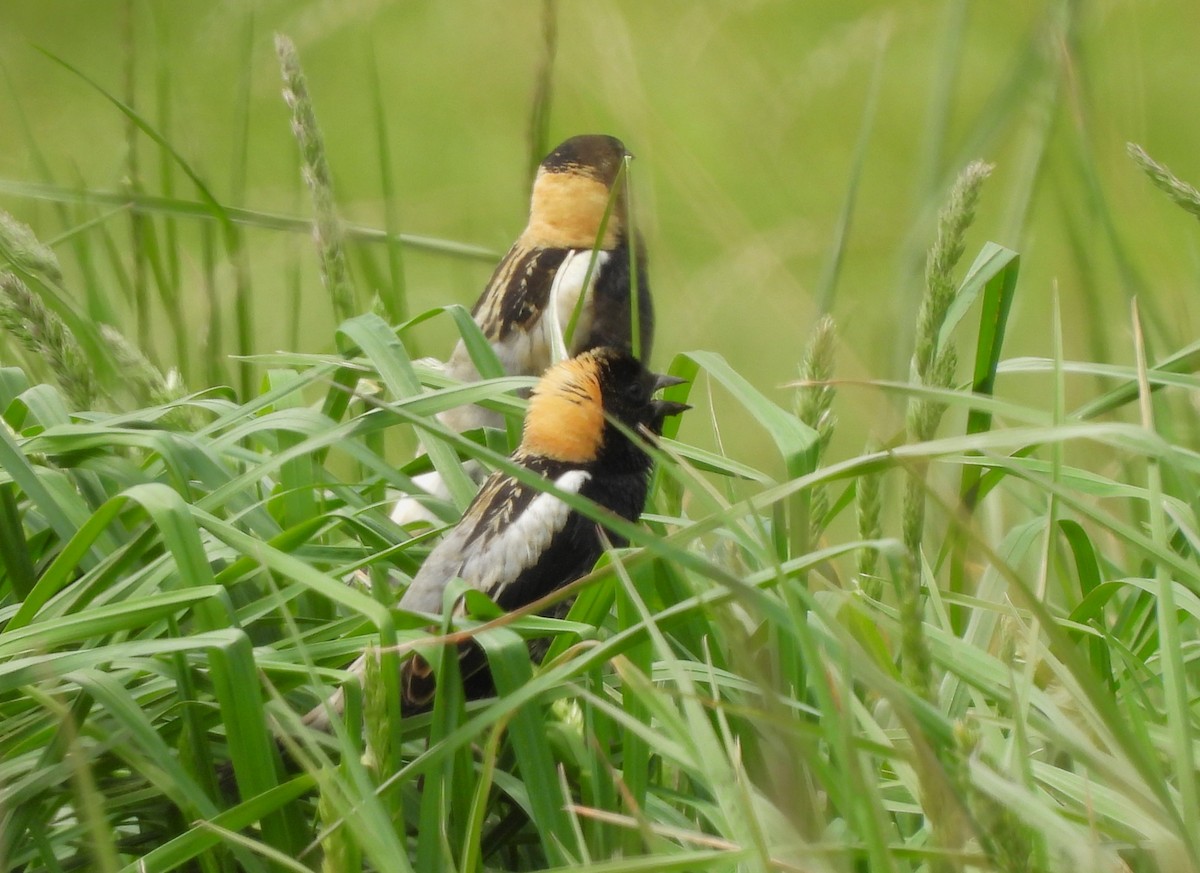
[2,5,1200,872]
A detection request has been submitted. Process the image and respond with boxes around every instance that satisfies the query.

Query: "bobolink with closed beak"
[339,347,685,719]
[392,134,654,525]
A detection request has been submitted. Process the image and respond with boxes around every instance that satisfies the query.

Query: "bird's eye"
[626,380,650,405]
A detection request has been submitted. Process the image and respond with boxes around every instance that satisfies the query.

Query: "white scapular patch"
[397,468,593,616]
[544,249,609,365]
[457,468,591,608]
[389,470,452,526]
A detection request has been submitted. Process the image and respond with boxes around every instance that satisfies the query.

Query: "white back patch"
[457,468,592,608]
[545,250,609,364]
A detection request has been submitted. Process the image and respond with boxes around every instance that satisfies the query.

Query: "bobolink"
[392,134,654,525]
[329,347,686,720]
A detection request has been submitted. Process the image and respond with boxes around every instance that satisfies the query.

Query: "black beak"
[650,372,690,420]
[652,373,687,392]
[650,399,691,419]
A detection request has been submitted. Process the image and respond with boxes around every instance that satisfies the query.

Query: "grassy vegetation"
[2,4,1200,872]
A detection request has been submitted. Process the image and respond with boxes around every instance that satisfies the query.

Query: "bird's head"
[520,347,689,466]
[525,134,632,249]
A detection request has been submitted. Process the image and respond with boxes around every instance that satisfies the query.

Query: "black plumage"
[396,347,686,710]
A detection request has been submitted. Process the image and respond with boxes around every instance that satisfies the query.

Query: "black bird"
[335,347,686,718]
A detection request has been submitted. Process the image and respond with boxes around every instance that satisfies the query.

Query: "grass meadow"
[1,2,1199,871]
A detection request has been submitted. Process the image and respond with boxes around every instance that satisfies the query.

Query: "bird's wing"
[397,466,591,711]
[395,519,473,615]
[397,467,591,615]
[456,467,591,606]
[444,244,569,383]
[471,244,569,343]
[452,246,611,384]
[437,245,571,434]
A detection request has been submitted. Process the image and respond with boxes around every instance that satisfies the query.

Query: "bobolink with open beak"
[391,134,654,525]
[398,347,684,709]
[336,347,685,718]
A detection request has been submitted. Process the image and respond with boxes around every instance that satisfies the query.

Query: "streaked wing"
[395,471,519,614]
[472,244,568,342]
[398,464,592,710]
[460,467,591,606]
[440,244,571,431]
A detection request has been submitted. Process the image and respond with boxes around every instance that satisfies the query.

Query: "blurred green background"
[2,0,1198,468]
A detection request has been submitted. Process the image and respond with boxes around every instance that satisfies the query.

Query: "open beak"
[652,372,687,392]
[651,399,691,419]
[650,372,690,420]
